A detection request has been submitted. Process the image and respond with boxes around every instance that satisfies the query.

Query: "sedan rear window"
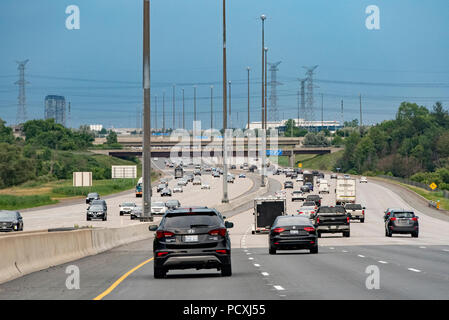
[275,217,311,227]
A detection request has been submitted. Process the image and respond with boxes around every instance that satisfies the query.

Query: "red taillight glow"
[298,211,304,214]
[311,211,315,214]
[390,217,397,221]
[273,228,285,233]
[316,217,320,224]
[216,249,228,254]
[157,252,169,257]
[362,210,365,215]
[156,231,175,239]
[347,216,350,223]
[411,217,418,221]
[208,228,227,236]
[304,227,315,232]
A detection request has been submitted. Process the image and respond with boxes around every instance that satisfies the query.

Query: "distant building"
[89,124,103,132]
[44,95,66,126]
[247,118,342,132]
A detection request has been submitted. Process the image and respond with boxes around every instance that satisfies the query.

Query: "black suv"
[269,215,318,254]
[150,207,234,278]
[385,210,419,237]
[0,210,24,232]
[86,192,100,204]
[306,194,321,207]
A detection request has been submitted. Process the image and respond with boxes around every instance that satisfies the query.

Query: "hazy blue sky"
[1,0,449,129]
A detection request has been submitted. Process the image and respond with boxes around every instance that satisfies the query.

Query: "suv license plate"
[330,225,337,229]
[290,230,299,235]
[184,235,198,242]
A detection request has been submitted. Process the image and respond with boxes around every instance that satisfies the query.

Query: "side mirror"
[225,221,234,229]
[149,225,158,232]
[363,207,366,209]
[222,216,227,220]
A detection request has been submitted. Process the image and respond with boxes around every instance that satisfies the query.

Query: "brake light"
[304,227,315,232]
[157,252,169,257]
[390,217,396,221]
[411,217,418,221]
[273,228,285,233]
[316,217,320,224]
[208,228,227,236]
[216,249,229,254]
[362,210,365,215]
[298,211,304,214]
[347,216,350,223]
[156,231,175,239]
[311,211,315,214]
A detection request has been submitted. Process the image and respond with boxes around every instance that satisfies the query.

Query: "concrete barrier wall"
[0,223,153,285]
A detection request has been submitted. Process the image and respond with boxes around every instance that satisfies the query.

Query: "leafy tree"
[0,118,14,144]
[106,130,118,144]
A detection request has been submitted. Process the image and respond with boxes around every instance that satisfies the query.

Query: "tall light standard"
[193,85,197,122]
[222,0,229,203]
[210,85,214,129]
[182,88,185,129]
[172,84,176,129]
[260,14,267,187]
[162,91,165,132]
[264,47,268,127]
[228,80,232,129]
[142,0,152,221]
[247,67,250,130]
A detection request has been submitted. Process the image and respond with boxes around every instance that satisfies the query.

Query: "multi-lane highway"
[0,169,448,300]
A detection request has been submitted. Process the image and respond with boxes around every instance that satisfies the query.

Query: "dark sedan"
[0,210,24,232]
[85,192,100,204]
[269,215,318,254]
[86,205,107,221]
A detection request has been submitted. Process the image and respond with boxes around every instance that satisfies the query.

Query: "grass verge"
[0,195,58,210]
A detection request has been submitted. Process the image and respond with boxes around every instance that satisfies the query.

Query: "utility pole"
[341,99,344,127]
[359,94,363,127]
[172,84,175,129]
[247,67,250,130]
[182,88,185,129]
[260,14,267,188]
[268,61,282,122]
[193,86,197,122]
[222,0,229,203]
[142,0,152,221]
[228,80,232,128]
[15,60,29,125]
[264,48,268,128]
[163,92,165,132]
[210,85,213,129]
[303,65,319,122]
[297,89,300,126]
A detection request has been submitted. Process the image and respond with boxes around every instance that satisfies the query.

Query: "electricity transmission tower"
[268,61,282,122]
[15,60,29,124]
[302,65,318,123]
[298,78,306,123]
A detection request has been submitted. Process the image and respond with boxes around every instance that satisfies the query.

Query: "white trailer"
[335,178,356,205]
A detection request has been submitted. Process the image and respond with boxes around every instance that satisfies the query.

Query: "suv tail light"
[316,217,320,224]
[216,249,229,254]
[273,227,285,234]
[156,231,175,239]
[346,216,350,223]
[157,251,169,257]
[390,217,396,221]
[411,217,418,221]
[304,227,315,232]
[208,228,226,236]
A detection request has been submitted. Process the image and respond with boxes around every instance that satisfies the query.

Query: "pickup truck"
[311,205,350,237]
[318,180,329,194]
[344,203,365,223]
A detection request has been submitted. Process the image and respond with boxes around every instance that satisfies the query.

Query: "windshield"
[87,193,98,197]
[152,202,166,207]
[166,201,179,207]
[303,201,316,206]
[275,217,311,227]
[319,206,346,214]
[122,203,135,207]
[89,205,103,211]
[0,212,16,220]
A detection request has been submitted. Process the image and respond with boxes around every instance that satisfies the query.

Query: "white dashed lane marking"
[408,268,421,273]
[261,272,269,276]
[273,285,285,291]
[378,261,388,264]
[357,254,365,258]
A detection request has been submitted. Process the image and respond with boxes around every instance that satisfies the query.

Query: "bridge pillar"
[289,150,295,168]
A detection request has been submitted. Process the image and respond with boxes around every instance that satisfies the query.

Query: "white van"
[318,180,330,194]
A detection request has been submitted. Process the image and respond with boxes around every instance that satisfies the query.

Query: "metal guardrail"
[378,175,449,201]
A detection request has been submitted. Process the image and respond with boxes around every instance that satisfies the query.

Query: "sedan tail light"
[157,251,169,257]
[304,227,315,232]
[215,249,229,254]
[273,228,285,234]
[316,217,320,224]
[156,230,175,239]
[208,228,227,236]
[346,216,350,223]
[390,217,397,221]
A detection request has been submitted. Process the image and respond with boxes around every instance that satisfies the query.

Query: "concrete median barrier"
[0,223,153,285]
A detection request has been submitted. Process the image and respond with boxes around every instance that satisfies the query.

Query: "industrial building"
[246,118,341,132]
[44,95,66,126]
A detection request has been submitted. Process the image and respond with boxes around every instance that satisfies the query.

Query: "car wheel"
[269,246,277,255]
[411,231,419,238]
[103,216,107,221]
[387,229,392,237]
[154,266,167,279]
[343,231,350,237]
[310,246,318,254]
[221,263,232,277]
[120,212,123,216]
[317,232,321,238]
[87,216,91,221]
[360,218,365,223]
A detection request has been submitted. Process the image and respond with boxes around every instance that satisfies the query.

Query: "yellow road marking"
[93,257,154,300]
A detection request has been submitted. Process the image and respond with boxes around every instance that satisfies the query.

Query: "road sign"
[267,150,283,156]
[298,163,302,168]
[429,182,437,190]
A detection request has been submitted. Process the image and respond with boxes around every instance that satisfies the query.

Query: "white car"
[360,176,368,183]
[177,179,187,186]
[193,178,202,185]
[173,186,183,193]
[201,183,211,190]
[119,202,136,216]
[151,202,167,215]
[296,175,304,182]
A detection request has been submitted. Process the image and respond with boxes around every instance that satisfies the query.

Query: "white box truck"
[335,178,356,205]
[318,179,330,194]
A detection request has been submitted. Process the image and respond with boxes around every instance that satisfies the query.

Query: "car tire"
[343,231,350,237]
[317,232,321,238]
[221,263,232,277]
[411,231,419,238]
[269,246,276,255]
[154,266,167,279]
[310,246,318,254]
[360,218,365,223]
[87,216,91,221]
[120,212,123,216]
[387,229,392,237]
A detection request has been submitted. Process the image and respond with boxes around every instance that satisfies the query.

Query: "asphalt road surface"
[1,173,448,299]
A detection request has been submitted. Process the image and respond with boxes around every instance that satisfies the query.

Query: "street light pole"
[172,84,176,129]
[194,86,197,122]
[264,47,268,127]
[222,0,229,203]
[210,85,213,130]
[228,80,232,129]
[260,14,266,188]
[142,0,152,221]
[247,67,250,130]
[182,88,185,129]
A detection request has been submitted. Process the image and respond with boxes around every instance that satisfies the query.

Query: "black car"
[312,206,350,237]
[87,204,107,221]
[90,199,107,210]
[0,210,24,232]
[249,165,257,172]
[306,194,321,207]
[300,185,310,193]
[269,215,318,254]
[149,207,234,278]
[291,173,298,179]
[284,181,294,189]
[312,170,319,176]
[86,192,100,204]
[385,210,419,237]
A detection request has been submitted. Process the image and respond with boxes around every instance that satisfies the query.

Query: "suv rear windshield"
[345,204,362,210]
[163,213,221,228]
[307,195,320,199]
[318,206,346,214]
[393,211,415,218]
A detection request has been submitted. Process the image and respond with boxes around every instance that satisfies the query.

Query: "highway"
[1,170,448,300]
